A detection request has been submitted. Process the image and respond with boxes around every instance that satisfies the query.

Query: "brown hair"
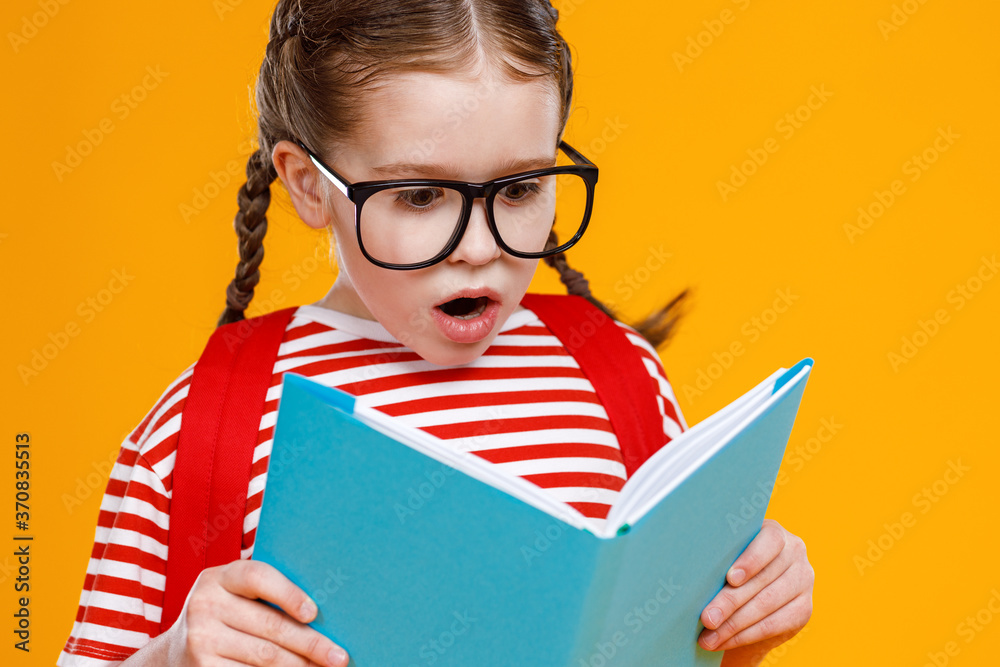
[218,0,687,349]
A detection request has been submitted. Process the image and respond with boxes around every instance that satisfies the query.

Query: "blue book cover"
[253,358,813,667]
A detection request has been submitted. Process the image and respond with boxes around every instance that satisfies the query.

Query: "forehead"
[345,71,562,180]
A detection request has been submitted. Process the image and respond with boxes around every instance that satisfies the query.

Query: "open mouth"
[438,296,490,320]
[431,291,502,344]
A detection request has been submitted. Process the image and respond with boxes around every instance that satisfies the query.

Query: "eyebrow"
[369,155,557,180]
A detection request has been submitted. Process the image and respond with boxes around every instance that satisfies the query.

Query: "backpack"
[160,292,666,632]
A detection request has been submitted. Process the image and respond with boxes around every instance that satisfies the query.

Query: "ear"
[272,140,330,230]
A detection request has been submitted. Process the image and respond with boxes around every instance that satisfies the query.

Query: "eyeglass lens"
[358,173,589,266]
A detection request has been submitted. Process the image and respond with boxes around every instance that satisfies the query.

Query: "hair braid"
[543,229,613,317]
[217,148,278,327]
[544,230,689,349]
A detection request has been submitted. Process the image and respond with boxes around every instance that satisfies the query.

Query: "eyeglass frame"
[294,138,600,270]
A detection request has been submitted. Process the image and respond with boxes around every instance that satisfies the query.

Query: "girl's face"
[303,70,562,366]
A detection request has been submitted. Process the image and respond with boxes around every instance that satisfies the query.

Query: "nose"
[447,198,502,266]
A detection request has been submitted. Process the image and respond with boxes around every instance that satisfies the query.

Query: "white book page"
[605,369,798,534]
[604,369,785,532]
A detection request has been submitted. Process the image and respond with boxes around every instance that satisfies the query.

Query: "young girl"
[59,1,813,665]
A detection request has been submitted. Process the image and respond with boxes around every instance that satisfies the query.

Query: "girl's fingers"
[218,560,319,624]
[221,633,320,667]
[214,623,322,667]
[699,557,812,650]
[220,596,348,667]
[725,519,786,587]
[186,561,348,666]
[701,592,812,652]
[700,539,793,632]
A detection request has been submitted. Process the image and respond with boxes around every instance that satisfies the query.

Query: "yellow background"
[3,0,998,664]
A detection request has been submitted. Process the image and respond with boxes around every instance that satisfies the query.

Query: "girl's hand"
[158,559,350,666]
[697,519,813,661]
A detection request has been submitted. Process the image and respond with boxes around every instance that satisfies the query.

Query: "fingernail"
[728,567,745,585]
[299,596,318,620]
[707,607,722,627]
[328,645,349,667]
[703,630,718,649]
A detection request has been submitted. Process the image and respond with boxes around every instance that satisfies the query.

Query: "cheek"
[510,256,540,289]
[358,270,440,347]
[352,260,426,315]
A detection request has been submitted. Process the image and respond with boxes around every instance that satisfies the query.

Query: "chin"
[416,339,492,368]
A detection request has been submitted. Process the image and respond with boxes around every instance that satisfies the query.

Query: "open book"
[253,358,813,667]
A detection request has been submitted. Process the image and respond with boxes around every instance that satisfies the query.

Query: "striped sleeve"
[58,365,193,666]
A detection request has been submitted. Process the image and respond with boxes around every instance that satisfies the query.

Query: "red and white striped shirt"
[58,303,686,666]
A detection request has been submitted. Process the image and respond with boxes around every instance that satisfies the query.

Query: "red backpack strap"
[519,293,665,479]
[160,306,298,633]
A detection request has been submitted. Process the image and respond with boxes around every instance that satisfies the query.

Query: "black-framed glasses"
[295,138,599,270]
